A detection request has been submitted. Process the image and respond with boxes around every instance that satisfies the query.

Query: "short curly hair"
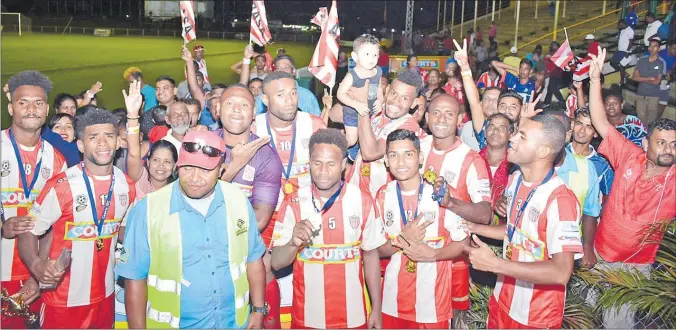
[647,118,676,139]
[309,128,348,157]
[74,107,120,140]
[7,70,53,101]
[395,70,423,96]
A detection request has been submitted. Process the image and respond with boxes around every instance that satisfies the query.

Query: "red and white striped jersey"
[494,172,583,328]
[29,165,136,307]
[375,181,469,323]
[347,113,426,197]
[272,183,387,329]
[420,136,491,308]
[1,130,66,282]
[253,112,326,210]
[420,137,491,205]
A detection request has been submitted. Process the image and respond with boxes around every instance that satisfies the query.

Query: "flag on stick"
[180,1,197,43]
[250,0,273,46]
[309,0,341,89]
[573,57,591,81]
[550,39,574,70]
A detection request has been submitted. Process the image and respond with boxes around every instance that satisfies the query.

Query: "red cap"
[193,44,205,51]
[176,131,225,170]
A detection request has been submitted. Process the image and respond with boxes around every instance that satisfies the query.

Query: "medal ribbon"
[3,130,45,223]
[266,114,296,181]
[506,169,555,244]
[396,177,424,226]
[312,182,344,214]
[81,163,115,238]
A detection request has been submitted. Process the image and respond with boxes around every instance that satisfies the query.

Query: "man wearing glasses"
[117,130,267,329]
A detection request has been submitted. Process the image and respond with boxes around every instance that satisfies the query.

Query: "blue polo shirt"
[255,82,321,116]
[116,181,265,328]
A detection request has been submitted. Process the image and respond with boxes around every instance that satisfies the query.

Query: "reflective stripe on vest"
[147,305,181,329]
[145,181,251,328]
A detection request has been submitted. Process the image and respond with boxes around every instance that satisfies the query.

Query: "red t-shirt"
[595,127,676,264]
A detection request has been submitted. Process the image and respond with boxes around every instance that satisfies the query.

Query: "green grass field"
[1,33,314,128]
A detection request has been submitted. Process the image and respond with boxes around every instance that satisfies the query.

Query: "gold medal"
[96,237,104,251]
[361,164,371,177]
[405,259,417,273]
[505,244,513,260]
[283,183,294,195]
[423,170,437,184]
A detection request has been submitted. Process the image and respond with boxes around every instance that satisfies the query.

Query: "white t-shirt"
[162,130,183,156]
[182,190,216,217]
[644,20,662,46]
[460,120,481,151]
[618,26,634,52]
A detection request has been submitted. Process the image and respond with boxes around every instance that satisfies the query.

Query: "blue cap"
[446,57,457,66]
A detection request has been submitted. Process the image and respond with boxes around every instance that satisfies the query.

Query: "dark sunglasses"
[182,142,224,158]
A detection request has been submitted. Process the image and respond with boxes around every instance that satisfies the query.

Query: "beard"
[172,123,189,135]
[656,154,675,167]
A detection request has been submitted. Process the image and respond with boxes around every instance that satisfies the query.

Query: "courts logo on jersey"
[298,243,361,264]
[40,167,52,180]
[118,193,128,207]
[1,160,10,177]
[385,210,394,227]
[349,215,360,229]
[64,219,122,240]
[528,208,540,222]
[75,194,88,212]
[1,188,39,207]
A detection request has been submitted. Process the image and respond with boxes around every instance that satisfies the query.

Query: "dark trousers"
[545,76,565,104]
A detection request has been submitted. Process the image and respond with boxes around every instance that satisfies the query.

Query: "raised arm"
[491,59,516,77]
[181,45,206,107]
[454,39,485,132]
[238,46,255,85]
[573,81,587,109]
[123,80,145,181]
[80,81,102,107]
[588,47,612,139]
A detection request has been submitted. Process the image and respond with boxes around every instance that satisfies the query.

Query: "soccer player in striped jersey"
[18,108,136,328]
[347,70,427,197]
[271,128,387,329]
[374,129,470,329]
[466,114,583,328]
[1,71,67,328]
[421,94,493,314]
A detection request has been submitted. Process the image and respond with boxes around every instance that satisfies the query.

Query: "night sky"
[4,0,490,37]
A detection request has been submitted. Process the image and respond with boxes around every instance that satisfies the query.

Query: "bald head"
[426,94,463,139]
[429,93,461,112]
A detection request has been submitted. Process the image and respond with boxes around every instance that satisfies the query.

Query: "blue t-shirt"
[116,181,265,328]
[504,72,536,102]
[141,84,158,112]
[659,49,675,75]
[255,82,321,116]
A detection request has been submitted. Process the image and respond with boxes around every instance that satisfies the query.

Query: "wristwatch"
[251,303,268,315]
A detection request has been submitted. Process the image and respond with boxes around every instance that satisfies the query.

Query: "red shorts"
[382,313,450,329]
[264,279,281,329]
[290,321,366,329]
[1,280,43,329]
[40,294,114,329]
[451,259,470,310]
[262,211,278,247]
[487,296,561,329]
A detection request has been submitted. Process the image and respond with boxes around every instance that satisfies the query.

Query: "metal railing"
[502,0,646,57]
[424,0,511,36]
[1,24,321,44]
